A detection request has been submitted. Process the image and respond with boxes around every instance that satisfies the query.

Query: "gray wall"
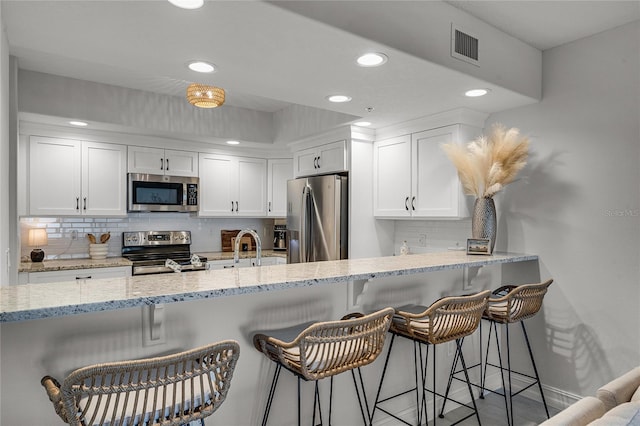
[488,21,640,395]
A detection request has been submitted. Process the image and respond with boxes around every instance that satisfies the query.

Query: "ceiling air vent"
[451,24,479,66]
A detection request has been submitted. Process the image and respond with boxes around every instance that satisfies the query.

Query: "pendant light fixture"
[186,83,225,108]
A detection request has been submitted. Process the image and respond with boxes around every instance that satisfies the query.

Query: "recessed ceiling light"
[69,121,88,127]
[226,140,240,145]
[326,95,352,103]
[167,0,204,9]
[354,121,371,127]
[465,89,490,97]
[188,61,216,73]
[356,52,388,67]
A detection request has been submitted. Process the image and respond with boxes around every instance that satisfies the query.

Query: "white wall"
[487,21,640,395]
[0,0,9,287]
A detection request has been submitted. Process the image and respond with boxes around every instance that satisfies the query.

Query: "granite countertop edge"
[3,252,539,323]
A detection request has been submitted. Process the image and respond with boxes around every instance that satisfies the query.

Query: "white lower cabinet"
[374,124,479,219]
[29,136,127,216]
[26,266,131,284]
[199,154,267,217]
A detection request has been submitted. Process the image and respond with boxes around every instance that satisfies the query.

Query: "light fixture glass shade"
[186,84,225,108]
[28,228,48,247]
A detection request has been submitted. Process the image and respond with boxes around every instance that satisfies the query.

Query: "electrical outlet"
[418,234,427,247]
[70,230,78,240]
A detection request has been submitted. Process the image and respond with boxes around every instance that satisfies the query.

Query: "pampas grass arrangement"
[441,123,529,198]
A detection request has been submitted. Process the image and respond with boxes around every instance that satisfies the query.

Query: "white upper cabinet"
[267,158,293,217]
[128,146,198,177]
[373,135,413,217]
[293,140,347,177]
[199,153,267,217]
[29,136,127,216]
[374,124,478,219]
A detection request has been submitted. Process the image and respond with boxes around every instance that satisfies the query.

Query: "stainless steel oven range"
[122,231,208,276]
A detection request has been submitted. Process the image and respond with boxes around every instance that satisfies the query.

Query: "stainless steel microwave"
[128,173,199,212]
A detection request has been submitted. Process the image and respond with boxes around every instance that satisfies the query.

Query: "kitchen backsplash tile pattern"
[21,216,471,261]
[393,220,472,255]
[20,215,274,261]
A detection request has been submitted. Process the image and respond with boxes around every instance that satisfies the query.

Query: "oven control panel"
[123,231,192,247]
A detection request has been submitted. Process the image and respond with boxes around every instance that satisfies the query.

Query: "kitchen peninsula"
[2,251,537,322]
[0,251,543,426]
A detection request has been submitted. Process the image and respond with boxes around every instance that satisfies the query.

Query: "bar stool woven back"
[484,279,553,323]
[391,291,491,345]
[41,340,240,426]
[254,307,394,381]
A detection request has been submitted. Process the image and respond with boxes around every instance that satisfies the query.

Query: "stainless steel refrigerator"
[286,174,348,263]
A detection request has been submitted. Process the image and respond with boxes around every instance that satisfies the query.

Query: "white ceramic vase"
[89,243,108,260]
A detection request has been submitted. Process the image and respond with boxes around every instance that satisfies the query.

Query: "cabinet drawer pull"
[223,265,235,269]
[411,196,416,211]
[405,197,409,211]
[75,275,92,280]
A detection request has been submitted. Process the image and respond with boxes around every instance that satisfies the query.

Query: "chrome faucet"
[233,229,262,266]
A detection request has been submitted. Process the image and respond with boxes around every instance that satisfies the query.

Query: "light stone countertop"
[17,250,286,273]
[2,251,538,323]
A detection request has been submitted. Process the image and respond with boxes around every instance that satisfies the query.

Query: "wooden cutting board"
[221,230,256,252]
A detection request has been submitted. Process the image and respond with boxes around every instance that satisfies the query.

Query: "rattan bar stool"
[41,340,240,426]
[253,307,394,426]
[442,279,553,426]
[370,290,490,426]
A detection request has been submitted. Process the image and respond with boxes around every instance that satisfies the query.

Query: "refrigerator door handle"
[301,185,312,262]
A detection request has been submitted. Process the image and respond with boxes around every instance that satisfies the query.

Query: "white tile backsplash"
[393,219,472,255]
[20,215,275,261]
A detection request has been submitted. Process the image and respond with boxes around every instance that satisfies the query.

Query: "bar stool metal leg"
[262,363,283,426]
[521,321,550,419]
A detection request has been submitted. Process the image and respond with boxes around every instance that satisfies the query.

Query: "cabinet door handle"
[166,158,169,171]
[313,157,317,169]
[76,197,80,210]
[235,201,239,212]
[405,197,409,211]
[316,156,321,169]
[411,196,416,211]
[83,197,87,211]
[231,201,234,212]
[268,201,271,212]
[160,158,164,170]
[75,275,92,280]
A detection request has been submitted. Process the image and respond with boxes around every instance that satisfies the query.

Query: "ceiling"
[2,1,638,138]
